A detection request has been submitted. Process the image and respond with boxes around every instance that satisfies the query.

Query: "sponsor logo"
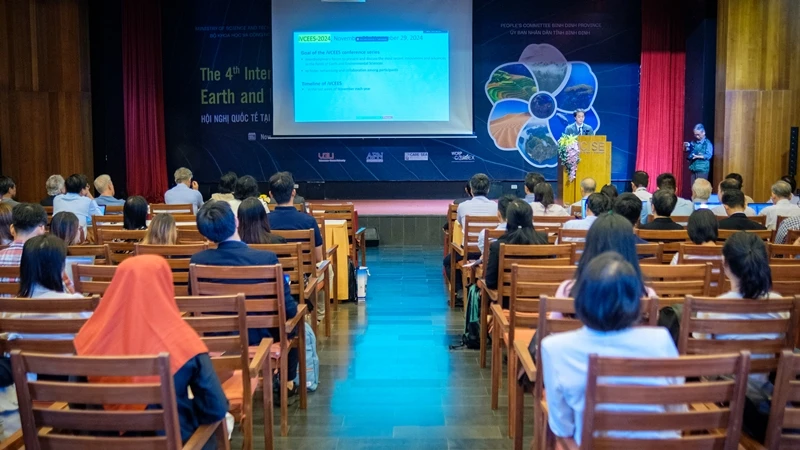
[318,152,346,163]
[247,132,257,141]
[366,152,383,163]
[451,151,475,162]
[297,34,331,43]
[404,152,429,161]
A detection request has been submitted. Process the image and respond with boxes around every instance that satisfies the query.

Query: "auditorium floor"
[231,245,525,450]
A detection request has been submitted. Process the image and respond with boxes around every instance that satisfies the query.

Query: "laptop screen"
[64,255,95,287]
[747,203,772,215]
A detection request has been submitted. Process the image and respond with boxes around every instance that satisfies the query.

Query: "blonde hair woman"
[142,213,177,245]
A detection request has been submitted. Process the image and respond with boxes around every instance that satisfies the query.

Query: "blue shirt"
[94,195,125,208]
[53,193,103,227]
[164,184,204,213]
[267,206,324,248]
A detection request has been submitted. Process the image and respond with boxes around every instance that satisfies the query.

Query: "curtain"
[635,1,687,194]
[122,0,168,203]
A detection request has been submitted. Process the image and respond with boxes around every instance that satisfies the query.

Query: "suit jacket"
[484,232,550,308]
[564,123,594,136]
[718,213,767,231]
[638,218,685,231]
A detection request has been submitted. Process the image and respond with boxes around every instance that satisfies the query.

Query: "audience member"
[40,175,64,207]
[640,173,691,224]
[50,212,83,246]
[484,200,549,307]
[231,175,267,215]
[780,175,799,205]
[92,174,125,209]
[691,178,713,204]
[562,193,611,239]
[0,176,18,207]
[0,204,48,286]
[600,183,618,201]
[477,194,513,256]
[239,197,287,245]
[638,190,684,230]
[531,182,569,217]
[759,180,800,229]
[456,173,497,226]
[711,179,755,216]
[53,174,103,228]
[267,172,323,262]
[453,181,472,205]
[775,215,800,244]
[612,193,649,245]
[718,190,767,231]
[17,234,85,305]
[522,172,545,204]
[123,196,149,230]
[164,167,204,213]
[670,209,719,265]
[569,177,596,212]
[211,171,238,203]
[724,173,755,204]
[541,252,679,446]
[0,203,12,246]
[74,255,228,446]
[631,170,651,202]
[142,213,178,245]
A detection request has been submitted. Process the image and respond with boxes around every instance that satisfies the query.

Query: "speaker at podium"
[557,135,612,206]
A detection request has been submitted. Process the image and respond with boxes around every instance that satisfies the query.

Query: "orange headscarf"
[74,255,208,375]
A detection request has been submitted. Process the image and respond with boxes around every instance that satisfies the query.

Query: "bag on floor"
[347,259,357,302]
[657,303,683,346]
[293,322,319,391]
[460,283,486,349]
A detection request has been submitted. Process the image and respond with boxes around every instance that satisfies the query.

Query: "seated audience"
[53,174,103,228]
[691,178,713,204]
[50,212,83,246]
[723,172,755,204]
[638,190,684,230]
[92,174,125,208]
[456,173,497,225]
[775,215,800,244]
[484,200,549,307]
[164,167,204,213]
[522,172,545,204]
[718,190,767,231]
[74,255,228,446]
[0,176,17,207]
[562,193,611,238]
[123,195,149,230]
[541,251,679,445]
[670,209,719,265]
[600,183,618,201]
[478,195,513,257]
[711,179,755,216]
[569,177,596,212]
[142,213,178,245]
[612,193,649,244]
[453,181,472,205]
[238,197,287,245]
[659,173,694,216]
[759,180,800,229]
[631,170,652,202]
[531,182,569,217]
[211,171,238,203]
[780,175,799,205]
[0,204,48,276]
[0,203,12,246]
[267,172,323,262]
[40,175,64,207]
[230,175,267,215]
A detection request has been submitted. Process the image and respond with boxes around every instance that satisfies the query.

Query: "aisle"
[234,246,517,449]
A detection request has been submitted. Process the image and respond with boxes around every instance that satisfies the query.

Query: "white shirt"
[560,215,597,242]
[633,187,652,202]
[456,196,497,226]
[541,326,681,445]
[478,223,506,256]
[758,198,800,230]
[710,205,756,217]
[531,202,570,217]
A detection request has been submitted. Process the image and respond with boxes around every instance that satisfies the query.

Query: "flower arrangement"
[557,134,581,182]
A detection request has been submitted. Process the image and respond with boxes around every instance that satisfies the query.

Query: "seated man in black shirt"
[638,189,684,231]
[718,189,767,231]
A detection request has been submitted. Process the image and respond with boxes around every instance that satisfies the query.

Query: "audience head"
[631,170,649,189]
[577,212,641,281]
[655,173,677,192]
[718,178,741,194]
[268,171,296,205]
[725,172,744,188]
[600,184,618,201]
[580,178,597,197]
[574,251,644,332]
[0,176,17,199]
[524,172,545,194]
[533,182,555,208]
[45,175,65,197]
[694,123,706,140]
[722,232,771,299]
[64,174,89,195]
[218,171,238,194]
[123,196,148,230]
[771,180,793,202]
[612,193,643,226]
[18,234,68,297]
[143,214,178,245]
[197,200,238,243]
[687,209,718,245]
[93,174,115,197]
[174,167,193,186]
[721,189,746,214]
[497,194,515,221]
[691,178,712,202]
[0,203,12,245]
[469,173,490,197]
[781,175,797,195]
[234,175,260,201]
[463,181,472,197]
[504,199,536,245]
[237,197,275,245]
[652,189,678,217]
[585,193,611,217]
[10,203,47,241]
[50,212,82,246]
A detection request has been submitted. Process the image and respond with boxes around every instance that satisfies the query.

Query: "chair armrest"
[450,242,465,257]
[248,337,273,378]
[476,279,498,302]
[739,435,766,450]
[355,227,366,238]
[315,260,330,276]
[286,304,308,333]
[490,304,509,329]
[303,276,319,299]
[182,420,224,450]
[513,339,536,382]
[326,244,338,258]
[555,437,579,450]
[0,430,23,450]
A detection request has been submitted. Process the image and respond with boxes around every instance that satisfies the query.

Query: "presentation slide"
[294,31,450,123]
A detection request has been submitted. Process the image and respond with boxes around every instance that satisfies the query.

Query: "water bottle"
[356,266,369,302]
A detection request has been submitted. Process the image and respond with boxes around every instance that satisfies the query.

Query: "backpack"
[293,322,319,391]
[459,284,487,349]
[347,259,357,302]
[657,303,684,346]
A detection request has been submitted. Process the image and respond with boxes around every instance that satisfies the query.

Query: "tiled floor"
[232,246,526,450]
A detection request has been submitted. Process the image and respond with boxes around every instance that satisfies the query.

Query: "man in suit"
[718,190,767,231]
[639,190,684,231]
[563,109,594,136]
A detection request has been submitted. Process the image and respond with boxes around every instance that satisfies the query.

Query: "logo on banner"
[451,151,475,162]
[366,152,383,163]
[247,132,257,141]
[318,152,346,163]
[404,152,429,161]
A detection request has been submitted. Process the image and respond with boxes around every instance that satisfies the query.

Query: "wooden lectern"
[558,135,612,206]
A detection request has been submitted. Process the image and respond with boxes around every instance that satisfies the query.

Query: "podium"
[558,135,612,206]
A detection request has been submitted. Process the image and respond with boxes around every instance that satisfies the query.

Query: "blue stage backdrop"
[162,0,641,184]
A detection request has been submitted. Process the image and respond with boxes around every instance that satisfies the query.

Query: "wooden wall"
[715,0,800,201]
[0,0,93,203]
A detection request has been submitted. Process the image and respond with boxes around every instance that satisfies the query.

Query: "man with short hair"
[691,178,713,204]
[638,190,684,230]
[631,171,651,202]
[642,173,693,222]
[759,180,800,230]
[164,167,204,213]
[53,174,103,228]
[523,172,545,204]
[766,176,800,206]
[570,177,596,215]
[267,172,324,263]
[721,173,754,204]
[564,109,594,136]
[563,193,610,232]
[711,179,755,216]
[0,176,18,207]
[718,190,767,231]
[40,175,65,207]
[613,193,649,245]
[93,174,125,208]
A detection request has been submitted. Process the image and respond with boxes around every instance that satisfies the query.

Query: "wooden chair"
[105,204,124,214]
[178,227,207,244]
[443,204,458,262]
[90,214,124,242]
[307,203,366,267]
[189,264,307,436]
[312,211,340,312]
[68,244,109,265]
[449,215,502,309]
[718,228,773,242]
[648,214,690,226]
[569,204,582,218]
[73,264,117,296]
[762,350,800,448]
[0,266,20,296]
[10,351,229,450]
[717,214,767,226]
[175,294,272,450]
[635,229,690,263]
[772,264,800,297]
[532,215,574,229]
[677,244,724,294]
[151,203,195,214]
[267,202,303,212]
[636,242,664,264]
[171,213,198,225]
[135,244,209,296]
[641,263,712,297]
[786,229,800,245]
[768,243,800,264]
[0,296,99,354]
[557,228,588,249]
[97,229,147,265]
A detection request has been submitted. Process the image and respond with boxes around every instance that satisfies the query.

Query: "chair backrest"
[308,203,357,261]
[446,204,458,237]
[641,263,712,297]
[189,264,288,343]
[508,265,576,343]
[96,228,147,245]
[463,215,502,253]
[678,296,799,373]
[557,228,588,250]
[105,204,124,214]
[717,214,767,226]
[177,227,207,244]
[73,264,117,296]
[677,244,724,293]
[68,244,109,265]
[495,244,576,299]
[268,203,303,212]
[772,264,800,296]
[787,229,800,245]
[12,351,187,450]
[134,244,209,296]
[170,213,198,225]
[635,229,690,263]
[249,243,305,299]
[270,228,318,269]
[636,243,664,264]
[150,203,194,214]
[648,214,690,225]
[0,295,99,354]
[717,228,773,243]
[311,211,328,249]
[765,350,800,448]
[569,204,582,218]
[580,351,751,450]
[480,228,506,257]
[533,215,574,228]
[0,265,20,296]
[90,214,125,242]
[768,243,800,264]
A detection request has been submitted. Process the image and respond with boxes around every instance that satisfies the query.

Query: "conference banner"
[162,0,641,183]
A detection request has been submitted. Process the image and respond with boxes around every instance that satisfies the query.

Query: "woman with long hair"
[237,197,286,245]
[142,213,178,245]
[229,175,268,215]
[211,171,238,203]
[50,211,83,246]
[670,209,719,265]
[0,203,14,245]
[531,182,569,217]
[122,195,148,230]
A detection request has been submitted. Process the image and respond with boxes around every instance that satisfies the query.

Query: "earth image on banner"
[485,44,600,168]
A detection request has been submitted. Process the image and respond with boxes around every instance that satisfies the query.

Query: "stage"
[339,199,451,247]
